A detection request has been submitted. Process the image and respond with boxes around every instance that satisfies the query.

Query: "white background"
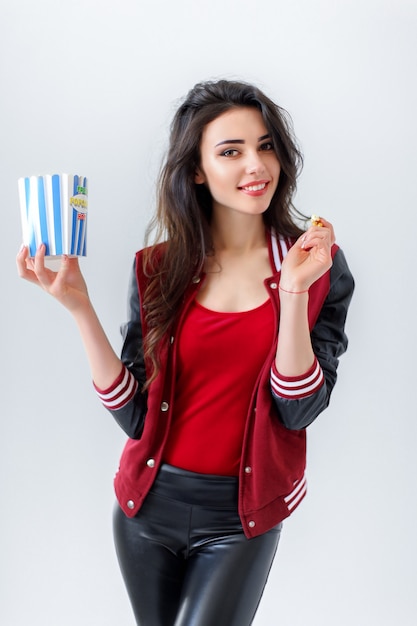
[1,0,416,624]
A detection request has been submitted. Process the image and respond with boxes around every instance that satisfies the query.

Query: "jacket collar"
[268,229,294,273]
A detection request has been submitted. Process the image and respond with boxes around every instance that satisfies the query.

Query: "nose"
[246,151,266,175]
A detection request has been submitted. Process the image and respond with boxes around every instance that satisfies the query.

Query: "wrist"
[71,296,96,322]
[279,284,309,295]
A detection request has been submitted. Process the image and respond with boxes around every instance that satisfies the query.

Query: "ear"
[194,168,206,184]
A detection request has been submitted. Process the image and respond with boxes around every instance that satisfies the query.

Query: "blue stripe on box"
[76,219,81,255]
[78,218,86,255]
[75,211,82,255]
[73,174,79,195]
[71,207,78,255]
[71,175,78,255]
[84,177,88,255]
[81,177,88,255]
[52,175,63,255]
[24,177,30,217]
[37,177,50,255]
[24,178,37,257]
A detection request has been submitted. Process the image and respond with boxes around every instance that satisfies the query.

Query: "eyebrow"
[215,133,271,147]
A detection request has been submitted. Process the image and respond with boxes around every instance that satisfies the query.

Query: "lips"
[238,180,270,196]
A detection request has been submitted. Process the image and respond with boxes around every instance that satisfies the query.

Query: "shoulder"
[328,246,355,305]
[135,242,168,275]
[331,245,353,278]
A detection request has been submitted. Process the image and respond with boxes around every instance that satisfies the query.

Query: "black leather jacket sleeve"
[108,263,148,439]
[272,247,354,430]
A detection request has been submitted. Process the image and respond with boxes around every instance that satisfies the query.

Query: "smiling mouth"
[239,182,268,191]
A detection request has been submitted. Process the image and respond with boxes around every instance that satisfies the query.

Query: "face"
[195,107,281,219]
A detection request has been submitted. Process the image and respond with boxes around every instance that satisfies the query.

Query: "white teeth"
[243,183,266,191]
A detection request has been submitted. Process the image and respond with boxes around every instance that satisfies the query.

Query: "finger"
[55,255,82,287]
[304,224,334,247]
[33,244,54,289]
[310,217,336,245]
[16,244,28,273]
[62,255,80,272]
[316,216,331,228]
[305,226,332,241]
[302,240,332,255]
[16,245,38,283]
[302,232,333,252]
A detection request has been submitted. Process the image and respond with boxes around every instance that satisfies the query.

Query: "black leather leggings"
[113,464,282,626]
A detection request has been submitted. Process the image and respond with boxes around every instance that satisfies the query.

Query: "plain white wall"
[1,0,416,624]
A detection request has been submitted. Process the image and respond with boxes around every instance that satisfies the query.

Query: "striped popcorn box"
[18,174,88,258]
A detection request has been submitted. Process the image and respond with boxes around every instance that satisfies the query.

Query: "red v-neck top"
[162,297,274,476]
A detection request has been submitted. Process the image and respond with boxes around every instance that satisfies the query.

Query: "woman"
[17,79,354,625]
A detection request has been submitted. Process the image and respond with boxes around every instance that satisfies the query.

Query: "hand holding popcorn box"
[18,174,88,258]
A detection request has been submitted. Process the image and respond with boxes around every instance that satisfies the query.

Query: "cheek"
[272,156,281,175]
[273,162,281,186]
[277,165,282,183]
[204,165,234,192]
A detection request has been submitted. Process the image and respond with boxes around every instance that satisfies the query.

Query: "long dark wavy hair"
[143,79,304,386]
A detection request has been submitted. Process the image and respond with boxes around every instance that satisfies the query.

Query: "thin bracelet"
[279,285,309,295]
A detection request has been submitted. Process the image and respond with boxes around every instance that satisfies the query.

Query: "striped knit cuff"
[271,357,324,400]
[93,365,138,410]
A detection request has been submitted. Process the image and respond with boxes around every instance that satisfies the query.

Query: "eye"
[220,148,239,157]
[259,142,274,152]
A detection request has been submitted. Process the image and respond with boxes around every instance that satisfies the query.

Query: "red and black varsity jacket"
[94,231,354,538]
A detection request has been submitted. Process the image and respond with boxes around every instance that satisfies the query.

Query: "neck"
[210,213,266,254]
